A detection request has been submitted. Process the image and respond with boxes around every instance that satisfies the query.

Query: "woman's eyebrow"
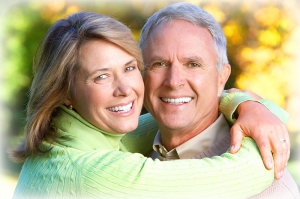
[124,59,137,66]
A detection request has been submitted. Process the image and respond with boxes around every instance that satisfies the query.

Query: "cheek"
[142,74,153,109]
[143,73,151,92]
[144,72,160,92]
[79,86,106,110]
[191,73,219,93]
[132,74,145,96]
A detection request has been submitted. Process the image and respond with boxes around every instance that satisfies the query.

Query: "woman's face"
[67,40,144,134]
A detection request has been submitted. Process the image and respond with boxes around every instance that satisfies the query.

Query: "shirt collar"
[152,114,230,160]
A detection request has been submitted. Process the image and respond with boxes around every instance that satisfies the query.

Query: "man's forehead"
[149,19,209,38]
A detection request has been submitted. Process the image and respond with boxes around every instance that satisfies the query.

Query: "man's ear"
[218,64,231,96]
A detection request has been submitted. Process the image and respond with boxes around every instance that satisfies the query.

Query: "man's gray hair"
[139,2,229,72]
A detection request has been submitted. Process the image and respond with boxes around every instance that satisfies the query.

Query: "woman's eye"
[125,66,136,71]
[96,74,108,80]
[188,62,200,67]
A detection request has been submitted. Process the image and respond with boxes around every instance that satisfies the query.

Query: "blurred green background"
[1,0,299,198]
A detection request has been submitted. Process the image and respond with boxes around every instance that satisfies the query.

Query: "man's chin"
[159,119,189,131]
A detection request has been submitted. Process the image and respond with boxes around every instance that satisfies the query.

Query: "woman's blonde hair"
[11,12,143,162]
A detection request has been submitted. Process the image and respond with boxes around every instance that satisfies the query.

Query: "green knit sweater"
[13,93,287,199]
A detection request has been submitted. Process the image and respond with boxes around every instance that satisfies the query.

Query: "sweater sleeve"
[258,99,289,124]
[219,92,289,125]
[77,137,273,198]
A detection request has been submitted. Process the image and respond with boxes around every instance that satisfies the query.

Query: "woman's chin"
[114,122,139,134]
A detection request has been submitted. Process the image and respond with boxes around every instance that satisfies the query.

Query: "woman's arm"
[123,91,289,164]
[219,90,288,124]
[81,138,273,198]
[219,90,290,179]
[14,138,273,199]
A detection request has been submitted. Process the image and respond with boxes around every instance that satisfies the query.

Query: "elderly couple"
[12,2,299,198]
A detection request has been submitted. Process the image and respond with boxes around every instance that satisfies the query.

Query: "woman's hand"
[227,88,290,180]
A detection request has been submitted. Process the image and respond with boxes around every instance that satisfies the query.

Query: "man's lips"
[160,97,192,104]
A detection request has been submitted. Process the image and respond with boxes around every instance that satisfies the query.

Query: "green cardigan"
[13,93,288,198]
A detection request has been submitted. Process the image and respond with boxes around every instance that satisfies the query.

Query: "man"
[139,2,299,198]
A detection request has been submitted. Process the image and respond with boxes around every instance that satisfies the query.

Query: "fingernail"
[277,172,281,178]
[268,162,273,169]
[277,171,283,178]
[231,145,235,151]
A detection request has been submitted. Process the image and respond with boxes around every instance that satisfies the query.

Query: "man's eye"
[152,62,167,67]
[125,66,136,71]
[188,62,200,67]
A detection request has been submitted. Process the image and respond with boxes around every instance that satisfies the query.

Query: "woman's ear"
[64,99,72,106]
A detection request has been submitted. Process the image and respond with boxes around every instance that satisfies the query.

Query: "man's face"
[143,20,230,135]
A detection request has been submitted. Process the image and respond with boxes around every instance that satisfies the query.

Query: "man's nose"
[164,64,185,89]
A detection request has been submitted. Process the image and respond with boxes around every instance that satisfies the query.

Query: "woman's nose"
[113,78,132,97]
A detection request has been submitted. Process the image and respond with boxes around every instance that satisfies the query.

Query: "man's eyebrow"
[147,55,166,62]
[147,55,204,62]
[181,56,204,63]
[145,55,169,65]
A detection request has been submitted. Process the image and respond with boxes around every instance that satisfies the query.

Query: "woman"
[12,12,286,198]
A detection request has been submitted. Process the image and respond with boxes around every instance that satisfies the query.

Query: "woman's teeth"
[108,102,133,112]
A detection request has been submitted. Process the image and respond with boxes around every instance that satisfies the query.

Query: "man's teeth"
[108,102,133,112]
[161,97,192,104]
